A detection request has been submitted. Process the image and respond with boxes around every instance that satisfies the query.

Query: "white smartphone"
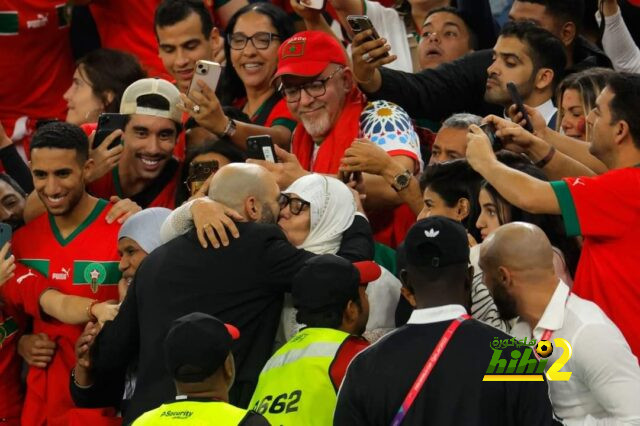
[188,60,222,99]
[301,0,326,10]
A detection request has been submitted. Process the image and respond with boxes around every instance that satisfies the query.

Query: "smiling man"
[88,78,183,209]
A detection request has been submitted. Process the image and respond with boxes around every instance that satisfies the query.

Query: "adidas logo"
[424,229,440,238]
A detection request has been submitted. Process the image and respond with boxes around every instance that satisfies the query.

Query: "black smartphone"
[0,222,11,259]
[346,15,389,57]
[246,135,278,163]
[479,123,503,152]
[93,113,127,150]
[186,160,219,195]
[506,82,534,132]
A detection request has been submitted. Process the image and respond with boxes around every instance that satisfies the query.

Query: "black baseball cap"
[404,216,469,268]
[292,254,381,313]
[164,312,240,383]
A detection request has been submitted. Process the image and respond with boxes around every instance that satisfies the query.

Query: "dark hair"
[30,121,89,163]
[175,139,247,205]
[499,21,567,91]
[154,0,213,39]
[424,6,479,50]
[607,72,640,149]
[419,159,483,242]
[555,67,614,134]
[514,0,585,30]
[220,3,295,105]
[481,152,580,277]
[76,49,147,113]
[0,173,27,198]
[122,94,183,133]
[296,295,362,329]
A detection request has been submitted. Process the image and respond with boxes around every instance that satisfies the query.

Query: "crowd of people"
[1,0,640,424]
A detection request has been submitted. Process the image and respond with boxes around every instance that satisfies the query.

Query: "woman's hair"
[555,67,615,135]
[77,48,147,113]
[175,139,246,206]
[220,3,295,105]
[419,159,483,242]
[481,152,581,277]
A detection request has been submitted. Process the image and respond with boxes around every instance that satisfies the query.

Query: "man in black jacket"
[70,163,374,424]
[352,0,612,123]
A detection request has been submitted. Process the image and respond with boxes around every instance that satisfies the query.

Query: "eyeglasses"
[228,32,280,50]
[280,67,343,103]
[278,193,310,215]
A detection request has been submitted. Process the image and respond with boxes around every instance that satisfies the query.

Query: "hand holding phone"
[187,160,219,195]
[247,135,278,163]
[507,82,534,133]
[93,113,126,150]
[188,60,222,100]
[347,15,389,57]
[479,123,503,152]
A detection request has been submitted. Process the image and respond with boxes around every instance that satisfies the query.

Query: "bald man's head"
[208,163,280,223]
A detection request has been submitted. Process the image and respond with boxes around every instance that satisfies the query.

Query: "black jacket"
[366,37,612,122]
[71,217,373,424]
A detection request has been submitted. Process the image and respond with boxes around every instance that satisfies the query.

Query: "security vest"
[132,399,248,425]
[249,327,350,426]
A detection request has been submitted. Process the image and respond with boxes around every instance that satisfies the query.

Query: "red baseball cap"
[273,30,348,81]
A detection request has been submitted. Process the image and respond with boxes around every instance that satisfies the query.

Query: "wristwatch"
[391,169,412,192]
[217,118,237,138]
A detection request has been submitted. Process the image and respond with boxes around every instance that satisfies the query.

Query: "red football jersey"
[11,198,122,426]
[0,1,73,138]
[551,167,640,357]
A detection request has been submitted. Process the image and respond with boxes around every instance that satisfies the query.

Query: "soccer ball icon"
[535,340,554,358]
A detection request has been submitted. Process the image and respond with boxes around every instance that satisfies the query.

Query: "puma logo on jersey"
[424,229,440,238]
[52,267,70,280]
[16,270,36,284]
[27,13,49,29]
[572,178,585,186]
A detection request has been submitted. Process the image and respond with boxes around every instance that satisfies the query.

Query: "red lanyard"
[391,314,471,426]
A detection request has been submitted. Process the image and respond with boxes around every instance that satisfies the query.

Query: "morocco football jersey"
[550,167,640,358]
[11,198,122,426]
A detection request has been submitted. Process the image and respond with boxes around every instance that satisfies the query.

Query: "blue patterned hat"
[359,100,421,154]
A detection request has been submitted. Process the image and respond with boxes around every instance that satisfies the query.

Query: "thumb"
[468,124,483,135]
[109,195,122,204]
[274,144,294,162]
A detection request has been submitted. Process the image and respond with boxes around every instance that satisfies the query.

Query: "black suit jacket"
[71,217,373,424]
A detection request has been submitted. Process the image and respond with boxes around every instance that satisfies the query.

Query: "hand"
[600,0,619,17]
[290,0,323,21]
[483,115,548,155]
[0,121,12,149]
[91,300,119,324]
[187,172,215,201]
[466,124,498,173]
[87,130,124,183]
[18,333,56,368]
[117,277,129,303]
[191,198,243,249]
[345,175,366,214]
[506,104,547,137]
[467,232,478,247]
[340,138,392,176]
[178,81,228,136]
[350,30,396,90]
[105,196,142,224]
[247,145,309,189]
[74,322,100,386]
[0,243,15,286]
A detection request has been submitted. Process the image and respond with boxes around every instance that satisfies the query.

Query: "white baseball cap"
[120,78,182,123]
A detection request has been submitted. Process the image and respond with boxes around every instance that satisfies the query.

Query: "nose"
[145,134,163,154]
[487,60,499,78]
[298,87,316,106]
[427,32,440,44]
[475,214,485,230]
[242,38,258,56]
[44,176,61,195]
[175,48,189,67]
[585,109,595,127]
[118,256,128,273]
[0,205,11,221]
[63,84,73,101]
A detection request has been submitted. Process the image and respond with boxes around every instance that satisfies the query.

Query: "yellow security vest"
[132,399,248,425]
[249,327,350,426]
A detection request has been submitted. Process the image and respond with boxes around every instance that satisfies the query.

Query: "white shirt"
[536,99,557,126]
[510,281,640,425]
[598,9,640,74]
[407,304,467,325]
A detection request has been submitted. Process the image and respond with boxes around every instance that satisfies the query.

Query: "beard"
[299,108,332,140]
[489,278,519,321]
[484,75,536,107]
[258,202,277,225]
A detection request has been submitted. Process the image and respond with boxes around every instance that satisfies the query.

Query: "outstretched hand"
[191,198,244,249]
[247,145,310,189]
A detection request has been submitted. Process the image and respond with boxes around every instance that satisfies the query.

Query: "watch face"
[397,174,410,186]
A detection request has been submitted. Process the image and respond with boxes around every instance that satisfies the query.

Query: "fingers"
[0,241,11,258]
[246,158,278,173]
[204,224,222,249]
[467,124,485,135]
[196,224,209,249]
[100,129,123,151]
[273,144,294,162]
[223,207,244,223]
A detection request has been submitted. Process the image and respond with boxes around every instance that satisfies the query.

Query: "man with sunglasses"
[271,30,422,248]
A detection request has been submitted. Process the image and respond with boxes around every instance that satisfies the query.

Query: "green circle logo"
[84,262,107,293]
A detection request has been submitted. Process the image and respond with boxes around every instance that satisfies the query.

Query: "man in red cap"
[268,30,422,248]
[249,254,375,425]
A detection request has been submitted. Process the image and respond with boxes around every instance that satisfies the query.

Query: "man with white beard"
[271,30,422,247]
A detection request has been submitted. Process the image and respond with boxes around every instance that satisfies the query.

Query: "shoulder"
[239,410,271,426]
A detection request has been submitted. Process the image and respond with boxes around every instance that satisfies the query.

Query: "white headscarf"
[118,207,172,254]
[283,174,356,255]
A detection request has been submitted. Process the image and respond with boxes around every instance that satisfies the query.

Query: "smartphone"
[346,15,389,57]
[506,82,534,133]
[93,113,126,150]
[479,123,503,152]
[0,223,11,259]
[246,135,278,163]
[188,60,222,100]
[300,0,326,10]
[187,160,219,195]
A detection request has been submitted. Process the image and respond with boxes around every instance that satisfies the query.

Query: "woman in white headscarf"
[277,174,401,342]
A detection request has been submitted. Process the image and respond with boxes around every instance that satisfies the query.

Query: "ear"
[400,286,417,308]
[103,91,115,110]
[223,353,235,384]
[244,196,260,221]
[558,21,576,47]
[534,68,555,92]
[82,158,95,180]
[497,265,513,289]
[343,300,358,325]
[614,120,630,146]
[456,198,470,221]
[209,27,223,49]
[341,68,355,93]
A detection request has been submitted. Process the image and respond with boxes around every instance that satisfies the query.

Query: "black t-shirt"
[335,318,560,426]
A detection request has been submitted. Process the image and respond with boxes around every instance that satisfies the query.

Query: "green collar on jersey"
[49,198,108,247]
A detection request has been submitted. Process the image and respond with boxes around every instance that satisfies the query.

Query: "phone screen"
[0,222,12,259]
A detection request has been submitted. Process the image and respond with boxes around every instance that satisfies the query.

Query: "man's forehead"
[156,12,205,43]
[127,114,176,130]
[508,1,557,32]
[494,36,530,61]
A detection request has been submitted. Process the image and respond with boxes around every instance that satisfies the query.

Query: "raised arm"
[39,289,119,325]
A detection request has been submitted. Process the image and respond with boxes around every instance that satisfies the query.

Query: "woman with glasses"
[181,3,297,151]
